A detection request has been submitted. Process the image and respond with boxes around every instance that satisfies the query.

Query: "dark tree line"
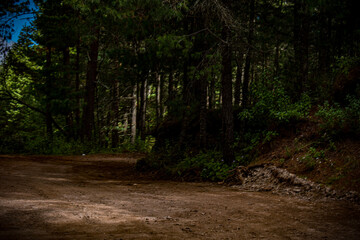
[1,0,359,160]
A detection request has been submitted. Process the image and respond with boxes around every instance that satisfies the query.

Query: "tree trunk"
[179,60,190,149]
[155,72,162,127]
[63,47,73,139]
[45,46,53,143]
[160,73,165,117]
[146,83,152,134]
[234,53,244,107]
[208,69,215,110]
[293,0,309,98]
[221,27,235,165]
[123,113,128,137]
[139,77,148,140]
[242,0,255,108]
[318,6,331,74]
[274,38,280,76]
[131,83,137,144]
[111,81,120,148]
[82,27,99,141]
[219,89,222,106]
[75,39,81,139]
[199,73,207,149]
[274,0,283,77]
[167,72,174,114]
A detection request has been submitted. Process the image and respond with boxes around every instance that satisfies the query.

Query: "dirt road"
[0,154,359,239]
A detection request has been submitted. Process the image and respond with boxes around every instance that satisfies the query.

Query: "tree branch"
[4,90,67,137]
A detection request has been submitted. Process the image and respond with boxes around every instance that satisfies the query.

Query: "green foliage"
[308,147,325,159]
[118,137,155,153]
[156,34,192,58]
[300,147,325,171]
[1,0,359,173]
[236,77,311,163]
[1,132,155,155]
[175,151,233,181]
[234,129,278,165]
[326,156,359,185]
[0,132,26,153]
[262,130,279,144]
[0,132,89,155]
[239,78,311,127]
[332,56,360,75]
[316,95,360,137]
[135,140,183,173]
[316,101,345,136]
[326,174,344,185]
[23,136,86,155]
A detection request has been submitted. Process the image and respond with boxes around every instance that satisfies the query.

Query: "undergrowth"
[0,135,154,155]
[316,94,360,138]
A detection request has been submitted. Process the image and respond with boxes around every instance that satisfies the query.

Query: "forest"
[1,0,360,183]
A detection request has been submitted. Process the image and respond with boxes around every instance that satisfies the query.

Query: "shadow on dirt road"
[0,154,359,239]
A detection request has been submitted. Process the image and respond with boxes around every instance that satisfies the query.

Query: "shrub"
[316,101,345,136]
[300,147,325,171]
[239,78,311,128]
[175,151,233,181]
[316,95,360,137]
[118,136,155,153]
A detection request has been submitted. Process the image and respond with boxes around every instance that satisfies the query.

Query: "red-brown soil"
[0,154,359,239]
[254,119,360,193]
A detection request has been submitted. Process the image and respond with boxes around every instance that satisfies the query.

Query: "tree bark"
[160,73,165,117]
[63,47,73,138]
[274,38,280,76]
[221,27,235,165]
[167,72,174,114]
[318,5,331,74]
[274,0,283,77]
[82,28,99,141]
[234,53,244,107]
[155,72,162,127]
[208,70,215,110]
[199,73,207,149]
[111,80,120,148]
[45,46,53,143]
[139,77,148,140]
[242,0,255,108]
[178,60,190,149]
[131,83,137,144]
[75,39,81,139]
[293,0,309,98]
[123,113,128,137]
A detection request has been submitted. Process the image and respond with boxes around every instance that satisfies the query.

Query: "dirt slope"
[0,154,359,239]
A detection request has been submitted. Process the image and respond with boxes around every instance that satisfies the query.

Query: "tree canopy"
[1,0,359,174]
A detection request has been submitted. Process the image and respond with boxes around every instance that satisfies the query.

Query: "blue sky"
[10,0,38,43]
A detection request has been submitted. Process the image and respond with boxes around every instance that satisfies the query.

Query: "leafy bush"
[239,78,311,128]
[118,136,155,153]
[300,147,325,171]
[236,78,311,162]
[345,95,360,133]
[0,134,26,153]
[22,136,91,155]
[316,102,345,136]
[235,130,278,164]
[316,95,360,137]
[332,56,360,75]
[175,151,233,181]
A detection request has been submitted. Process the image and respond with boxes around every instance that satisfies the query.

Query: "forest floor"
[1,154,360,239]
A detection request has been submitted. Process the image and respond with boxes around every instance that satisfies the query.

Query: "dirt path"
[0,154,359,240]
